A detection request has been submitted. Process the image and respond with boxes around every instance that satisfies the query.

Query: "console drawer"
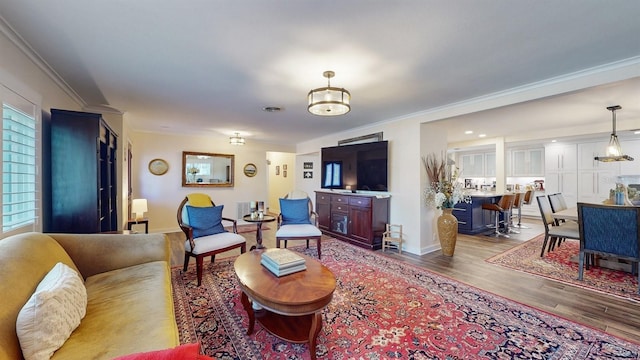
[331,203,349,212]
[331,195,350,204]
[316,193,330,204]
[349,197,371,208]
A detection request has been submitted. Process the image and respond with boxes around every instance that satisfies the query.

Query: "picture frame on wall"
[304,171,313,179]
[303,162,313,169]
[283,170,287,178]
[275,166,280,175]
[283,164,287,170]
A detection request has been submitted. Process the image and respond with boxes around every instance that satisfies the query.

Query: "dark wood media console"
[315,191,390,250]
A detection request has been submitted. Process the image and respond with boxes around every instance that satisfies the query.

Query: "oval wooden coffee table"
[234,249,336,360]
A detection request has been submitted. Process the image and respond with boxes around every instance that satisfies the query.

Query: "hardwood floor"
[167,219,640,345]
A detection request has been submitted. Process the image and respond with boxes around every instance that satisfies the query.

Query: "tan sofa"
[0,232,180,360]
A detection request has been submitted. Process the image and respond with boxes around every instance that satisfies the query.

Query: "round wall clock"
[148,158,169,175]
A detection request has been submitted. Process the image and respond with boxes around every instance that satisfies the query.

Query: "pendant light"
[307,71,351,116]
[229,132,245,145]
[594,105,634,162]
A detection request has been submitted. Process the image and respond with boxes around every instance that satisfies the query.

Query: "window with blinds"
[2,94,38,233]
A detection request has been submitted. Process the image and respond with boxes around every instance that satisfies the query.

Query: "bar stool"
[513,189,533,229]
[506,193,521,234]
[482,194,515,238]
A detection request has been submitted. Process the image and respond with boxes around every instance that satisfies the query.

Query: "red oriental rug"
[172,238,640,359]
[487,234,640,302]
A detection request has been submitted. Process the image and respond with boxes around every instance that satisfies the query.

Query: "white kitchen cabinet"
[485,152,496,177]
[577,169,617,203]
[545,143,577,208]
[577,142,621,203]
[545,144,577,172]
[619,139,640,175]
[460,153,485,177]
[545,171,577,208]
[511,148,544,176]
[578,141,620,171]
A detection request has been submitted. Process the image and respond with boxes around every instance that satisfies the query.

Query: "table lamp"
[132,198,148,221]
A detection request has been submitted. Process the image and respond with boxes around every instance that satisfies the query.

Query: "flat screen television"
[320,141,388,192]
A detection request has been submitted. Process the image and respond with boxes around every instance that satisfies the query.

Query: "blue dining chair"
[577,202,640,293]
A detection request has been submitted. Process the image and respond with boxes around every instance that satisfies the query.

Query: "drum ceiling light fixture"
[308,71,351,116]
[229,132,245,145]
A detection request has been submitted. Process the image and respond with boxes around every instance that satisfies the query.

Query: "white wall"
[295,152,320,201]
[130,131,293,233]
[296,118,426,254]
[1,27,80,235]
[267,151,296,213]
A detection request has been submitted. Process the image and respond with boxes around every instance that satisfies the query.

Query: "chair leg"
[317,238,321,259]
[210,255,216,263]
[306,239,309,249]
[548,236,559,254]
[578,251,585,281]
[183,253,190,271]
[276,238,281,249]
[540,235,549,257]
[284,240,288,248]
[196,256,204,286]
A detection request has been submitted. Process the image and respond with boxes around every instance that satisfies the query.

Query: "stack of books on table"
[261,249,306,277]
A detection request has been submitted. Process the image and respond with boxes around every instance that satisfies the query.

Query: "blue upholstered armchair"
[276,190,322,258]
[577,202,640,293]
[177,193,246,286]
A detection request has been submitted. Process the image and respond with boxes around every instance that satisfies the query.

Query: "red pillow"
[113,343,215,360]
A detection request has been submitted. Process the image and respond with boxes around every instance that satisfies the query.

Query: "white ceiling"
[0,1,639,146]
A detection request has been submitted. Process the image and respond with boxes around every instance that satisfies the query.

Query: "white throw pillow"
[16,262,87,360]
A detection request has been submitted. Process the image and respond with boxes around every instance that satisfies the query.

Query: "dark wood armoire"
[44,109,118,233]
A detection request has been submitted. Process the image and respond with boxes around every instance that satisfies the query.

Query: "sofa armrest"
[48,233,171,279]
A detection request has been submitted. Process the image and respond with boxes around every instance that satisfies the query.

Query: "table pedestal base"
[241,292,322,360]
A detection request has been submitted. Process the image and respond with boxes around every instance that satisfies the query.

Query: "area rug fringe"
[486,234,640,303]
[172,238,640,359]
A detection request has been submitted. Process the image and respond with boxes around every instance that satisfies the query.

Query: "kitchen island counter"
[452,193,502,235]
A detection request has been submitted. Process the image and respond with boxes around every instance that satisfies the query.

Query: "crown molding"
[83,104,124,115]
[395,55,640,124]
[0,14,86,107]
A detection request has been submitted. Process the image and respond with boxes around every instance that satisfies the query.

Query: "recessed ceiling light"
[634,130,640,135]
[478,134,486,138]
[551,139,557,143]
[263,106,282,112]
[464,130,473,135]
